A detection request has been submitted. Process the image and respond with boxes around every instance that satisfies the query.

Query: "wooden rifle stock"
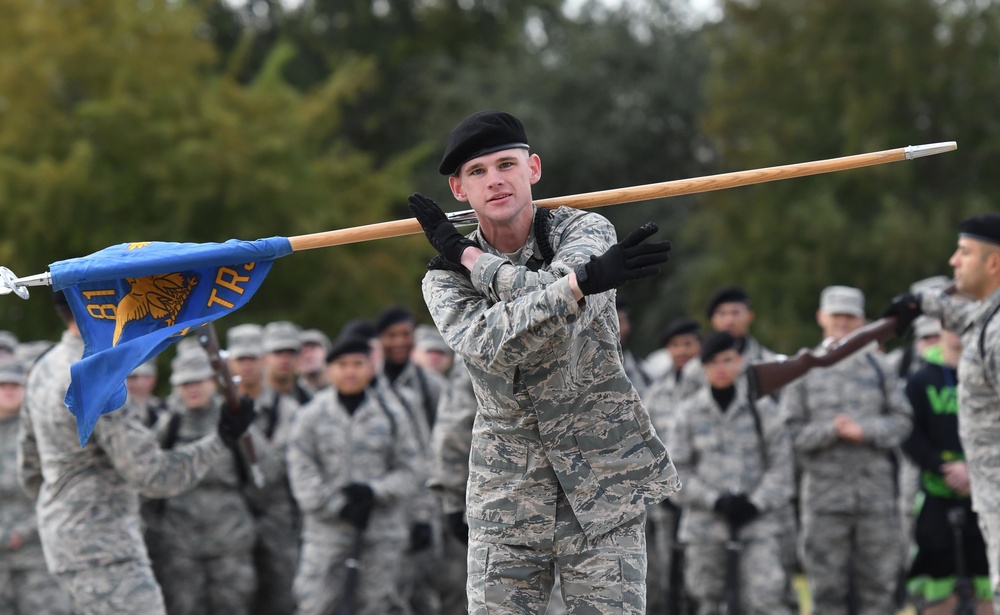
[747,317,899,400]
[197,323,266,488]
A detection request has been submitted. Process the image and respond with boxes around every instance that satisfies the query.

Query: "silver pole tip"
[905,141,958,160]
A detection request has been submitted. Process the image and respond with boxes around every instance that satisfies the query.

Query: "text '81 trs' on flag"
[50,237,293,446]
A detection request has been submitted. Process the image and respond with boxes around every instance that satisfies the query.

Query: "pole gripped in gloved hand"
[407,193,478,266]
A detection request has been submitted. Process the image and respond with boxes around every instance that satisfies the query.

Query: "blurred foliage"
[0,0,994,360]
[690,0,1000,352]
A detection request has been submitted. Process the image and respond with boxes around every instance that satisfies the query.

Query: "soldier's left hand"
[408,193,478,265]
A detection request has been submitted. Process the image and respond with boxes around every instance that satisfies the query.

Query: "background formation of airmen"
[0,271,997,613]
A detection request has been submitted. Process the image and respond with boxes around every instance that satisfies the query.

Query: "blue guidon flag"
[50,237,293,445]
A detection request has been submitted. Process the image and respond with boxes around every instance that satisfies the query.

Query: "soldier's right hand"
[408,193,478,265]
[217,396,256,447]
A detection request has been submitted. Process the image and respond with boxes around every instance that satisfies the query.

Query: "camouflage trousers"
[467,489,647,615]
[293,530,410,615]
[250,521,299,615]
[800,509,902,615]
[54,559,167,615]
[0,564,72,614]
[157,550,256,615]
[684,533,792,615]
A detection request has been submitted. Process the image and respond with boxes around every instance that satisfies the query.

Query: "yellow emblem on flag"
[112,274,198,346]
[126,242,152,250]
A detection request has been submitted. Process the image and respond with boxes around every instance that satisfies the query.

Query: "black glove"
[446,510,469,545]
[339,483,375,530]
[713,493,736,517]
[880,292,923,337]
[408,522,433,552]
[217,396,256,447]
[726,494,760,528]
[408,193,478,265]
[574,223,671,296]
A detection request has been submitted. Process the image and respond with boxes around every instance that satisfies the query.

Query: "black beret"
[706,285,750,318]
[326,335,372,363]
[439,110,530,176]
[340,318,377,341]
[375,306,414,333]
[700,331,739,364]
[660,317,701,347]
[959,214,1000,246]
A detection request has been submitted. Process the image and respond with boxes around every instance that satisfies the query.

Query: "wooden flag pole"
[287,141,956,252]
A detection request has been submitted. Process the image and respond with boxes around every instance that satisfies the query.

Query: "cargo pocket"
[575,420,657,500]
[466,439,528,525]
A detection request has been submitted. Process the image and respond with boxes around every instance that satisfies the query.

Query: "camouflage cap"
[14,340,54,368]
[913,316,942,340]
[0,330,18,353]
[414,324,450,353]
[227,323,264,359]
[129,358,158,378]
[819,285,865,317]
[300,328,332,352]
[0,361,26,386]
[909,275,951,296]
[169,348,214,386]
[263,321,302,353]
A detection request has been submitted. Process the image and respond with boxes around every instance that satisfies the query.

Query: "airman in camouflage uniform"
[411,110,678,614]
[782,285,912,615]
[17,294,253,615]
[666,332,795,614]
[0,361,72,614]
[884,213,1000,613]
[287,333,425,615]
[227,323,301,615]
[644,317,702,614]
[148,348,257,615]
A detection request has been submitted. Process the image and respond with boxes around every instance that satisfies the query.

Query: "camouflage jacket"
[243,386,301,528]
[18,330,226,573]
[0,414,45,570]
[667,379,794,542]
[149,397,256,557]
[428,356,477,515]
[780,343,912,514]
[421,206,679,544]
[646,362,698,440]
[676,336,781,402]
[287,386,424,543]
[922,285,1000,511]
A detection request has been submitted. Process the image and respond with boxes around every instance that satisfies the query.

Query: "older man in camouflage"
[782,285,912,614]
[408,110,679,614]
[17,291,255,615]
[0,361,72,614]
[884,213,1000,613]
[666,331,795,614]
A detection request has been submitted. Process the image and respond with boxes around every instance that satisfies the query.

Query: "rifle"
[747,316,899,400]
[723,518,743,615]
[329,528,365,615]
[947,507,977,615]
[196,323,266,488]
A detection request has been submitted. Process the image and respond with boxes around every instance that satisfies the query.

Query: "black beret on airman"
[959,213,1000,246]
[660,317,701,347]
[438,110,530,176]
[700,331,739,364]
[326,335,372,363]
[375,306,414,334]
[705,286,750,318]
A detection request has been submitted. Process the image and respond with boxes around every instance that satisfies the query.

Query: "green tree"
[689,0,1000,351]
[0,0,424,341]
